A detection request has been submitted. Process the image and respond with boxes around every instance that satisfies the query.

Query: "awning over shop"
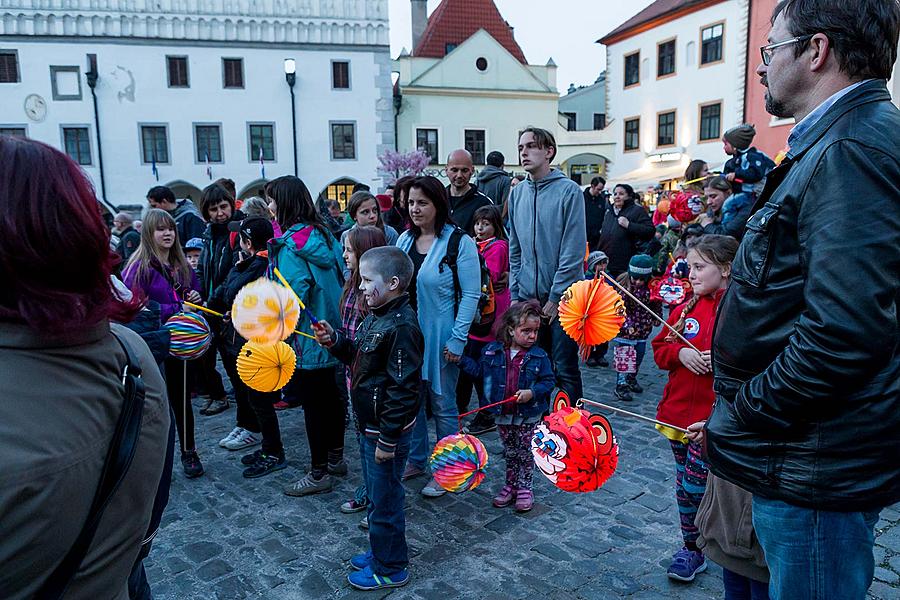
[609,161,724,190]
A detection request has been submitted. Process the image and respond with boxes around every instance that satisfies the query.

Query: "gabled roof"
[598,0,724,46]
[413,0,527,64]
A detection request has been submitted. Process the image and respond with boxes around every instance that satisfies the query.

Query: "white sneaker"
[421,477,447,498]
[219,427,244,448]
[225,429,261,451]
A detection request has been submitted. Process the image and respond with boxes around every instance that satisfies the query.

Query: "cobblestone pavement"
[147,349,900,599]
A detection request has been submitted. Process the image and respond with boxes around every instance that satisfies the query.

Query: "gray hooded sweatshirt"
[508,169,587,304]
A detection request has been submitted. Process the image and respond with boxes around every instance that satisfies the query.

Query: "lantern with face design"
[531,392,618,493]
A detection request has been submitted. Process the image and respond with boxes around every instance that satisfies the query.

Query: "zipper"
[373,387,379,417]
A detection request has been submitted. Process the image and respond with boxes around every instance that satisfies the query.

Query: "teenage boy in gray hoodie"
[508,127,587,400]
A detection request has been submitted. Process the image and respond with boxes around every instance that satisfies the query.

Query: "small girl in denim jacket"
[453,302,555,512]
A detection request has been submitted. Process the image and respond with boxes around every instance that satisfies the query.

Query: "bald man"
[113,211,141,263]
[445,149,491,234]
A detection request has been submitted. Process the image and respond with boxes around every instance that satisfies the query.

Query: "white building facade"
[601,0,749,189]
[0,0,394,209]
[395,29,559,174]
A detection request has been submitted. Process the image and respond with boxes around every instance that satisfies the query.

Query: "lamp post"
[284,58,298,176]
[85,53,115,213]
[392,71,402,151]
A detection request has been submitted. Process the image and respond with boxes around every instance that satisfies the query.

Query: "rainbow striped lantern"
[165,313,212,360]
[429,433,488,493]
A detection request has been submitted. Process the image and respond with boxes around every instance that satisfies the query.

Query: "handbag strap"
[35,329,146,600]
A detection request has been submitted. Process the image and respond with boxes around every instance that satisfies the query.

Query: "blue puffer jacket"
[458,342,555,419]
[269,223,345,370]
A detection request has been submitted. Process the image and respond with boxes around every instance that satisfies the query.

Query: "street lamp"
[284,58,298,176]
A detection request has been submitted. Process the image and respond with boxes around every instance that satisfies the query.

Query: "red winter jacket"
[652,288,725,430]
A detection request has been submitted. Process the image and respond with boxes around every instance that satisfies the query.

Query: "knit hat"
[723,124,756,150]
[628,254,654,278]
[667,214,682,229]
[586,251,609,273]
[185,237,204,251]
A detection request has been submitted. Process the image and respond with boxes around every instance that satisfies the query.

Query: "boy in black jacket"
[313,246,423,591]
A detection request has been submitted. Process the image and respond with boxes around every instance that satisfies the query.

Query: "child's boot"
[514,488,533,512]
[626,373,643,394]
[492,485,516,508]
[615,383,633,402]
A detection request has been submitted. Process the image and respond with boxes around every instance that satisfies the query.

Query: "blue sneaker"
[347,564,410,590]
[666,546,707,582]
[349,550,373,571]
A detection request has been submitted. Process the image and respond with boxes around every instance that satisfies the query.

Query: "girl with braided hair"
[650,234,738,583]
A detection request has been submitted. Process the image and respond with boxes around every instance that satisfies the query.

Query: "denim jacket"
[458,342,555,419]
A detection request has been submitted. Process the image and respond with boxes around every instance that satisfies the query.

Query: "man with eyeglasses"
[703,1,900,598]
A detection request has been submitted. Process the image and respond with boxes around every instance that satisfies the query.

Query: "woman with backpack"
[396,176,481,498]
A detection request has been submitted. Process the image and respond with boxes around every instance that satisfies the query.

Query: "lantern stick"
[601,272,702,354]
[457,396,518,431]
[183,301,316,341]
[578,398,689,434]
[273,267,319,324]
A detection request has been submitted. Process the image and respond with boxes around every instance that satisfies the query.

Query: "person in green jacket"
[267,176,348,497]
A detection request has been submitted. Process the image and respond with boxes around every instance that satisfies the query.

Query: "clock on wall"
[24,94,48,122]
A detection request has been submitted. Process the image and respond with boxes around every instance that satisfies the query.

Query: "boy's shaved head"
[359,246,414,292]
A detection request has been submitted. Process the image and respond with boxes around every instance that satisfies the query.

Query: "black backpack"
[439,228,497,338]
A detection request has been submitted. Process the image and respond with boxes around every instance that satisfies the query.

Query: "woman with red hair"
[0,137,170,598]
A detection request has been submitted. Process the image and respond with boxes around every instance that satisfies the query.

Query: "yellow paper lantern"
[236,341,297,392]
[231,277,300,344]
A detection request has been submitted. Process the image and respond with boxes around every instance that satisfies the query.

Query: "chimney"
[411,0,427,51]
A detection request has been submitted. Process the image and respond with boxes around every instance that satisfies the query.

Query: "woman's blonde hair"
[667,234,738,342]
[124,208,193,289]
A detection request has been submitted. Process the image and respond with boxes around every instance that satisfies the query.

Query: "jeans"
[538,317,583,401]
[751,496,880,600]
[409,363,459,469]
[456,338,488,412]
[722,568,769,600]
[359,430,411,574]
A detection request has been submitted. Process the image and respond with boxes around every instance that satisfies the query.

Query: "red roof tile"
[413,0,527,64]
[598,0,724,45]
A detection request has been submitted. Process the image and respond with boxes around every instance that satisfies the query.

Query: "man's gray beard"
[765,90,792,119]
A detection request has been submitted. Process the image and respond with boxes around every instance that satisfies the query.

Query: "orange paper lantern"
[558,279,626,360]
[236,340,296,392]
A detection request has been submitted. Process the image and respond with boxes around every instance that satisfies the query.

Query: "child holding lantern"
[651,234,738,583]
[207,216,288,478]
[451,301,556,512]
[312,246,424,591]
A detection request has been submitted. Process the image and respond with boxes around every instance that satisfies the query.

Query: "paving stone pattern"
[147,347,900,599]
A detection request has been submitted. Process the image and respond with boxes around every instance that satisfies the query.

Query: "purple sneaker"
[666,546,707,582]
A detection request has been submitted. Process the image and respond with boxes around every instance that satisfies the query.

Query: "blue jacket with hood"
[269,223,345,370]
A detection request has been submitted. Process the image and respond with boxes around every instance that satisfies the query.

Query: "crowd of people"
[1,2,897,597]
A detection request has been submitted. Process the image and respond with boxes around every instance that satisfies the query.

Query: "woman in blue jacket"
[396,176,481,498]
[267,176,347,497]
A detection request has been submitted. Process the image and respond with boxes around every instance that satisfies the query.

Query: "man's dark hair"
[486,151,505,167]
[199,182,235,220]
[590,176,606,187]
[352,182,371,194]
[773,0,899,80]
[359,246,414,292]
[147,185,175,205]
[408,176,451,238]
[519,127,558,162]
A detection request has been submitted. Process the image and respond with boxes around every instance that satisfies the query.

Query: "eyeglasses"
[760,35,813,66]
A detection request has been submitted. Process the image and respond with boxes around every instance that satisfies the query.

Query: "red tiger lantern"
[531,391,618,493]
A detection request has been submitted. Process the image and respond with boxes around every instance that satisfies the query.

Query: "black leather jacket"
[329,294,424,453]
[707,81,900,512]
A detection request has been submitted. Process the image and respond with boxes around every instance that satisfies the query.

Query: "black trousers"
[222,349,284,456]
[290,366,345,470]
[164,357,196,452]
[194,333,228,400]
